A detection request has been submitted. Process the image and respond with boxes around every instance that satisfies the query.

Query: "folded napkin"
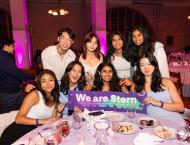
[134,132,164,145]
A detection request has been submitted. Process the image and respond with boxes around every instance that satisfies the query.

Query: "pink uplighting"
[96,31,107,55]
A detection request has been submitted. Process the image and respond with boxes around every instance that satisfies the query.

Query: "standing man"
[0,38,34,113]
[41,27,76,81]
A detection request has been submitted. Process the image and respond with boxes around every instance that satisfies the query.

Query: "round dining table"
[13,113,189,145]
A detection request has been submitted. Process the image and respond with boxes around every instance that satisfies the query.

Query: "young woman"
[132,53,184,122]
[127,25,170,78]
[79,32,104,85]
[106,32,133,91]
[59,61,86,115]
[93,62,121,92]
[0,69,60,144]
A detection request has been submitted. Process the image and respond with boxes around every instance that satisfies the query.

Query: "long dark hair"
[60,61,86,94]
[82,32,101,60]
[133,53,164,92]
[36,69,59,105]
[106,32,129,62]
[127,25,154,67]
[93,62,120,91]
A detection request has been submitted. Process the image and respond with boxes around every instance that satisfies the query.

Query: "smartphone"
[88,111,104,116]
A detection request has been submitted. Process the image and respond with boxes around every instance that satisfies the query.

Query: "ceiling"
[0,0,190,13]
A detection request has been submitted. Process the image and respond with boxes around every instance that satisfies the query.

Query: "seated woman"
[0,69,60,144]
[59,60,86,115]
[93,62,121,92]
[132,53,184,122]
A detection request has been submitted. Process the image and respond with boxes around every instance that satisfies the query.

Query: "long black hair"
[133,53,164,92]
[93,62,120,91]
[106,32,130,62]
[127,25,154,67]
[36,69,59,105]
[60,61,86,94]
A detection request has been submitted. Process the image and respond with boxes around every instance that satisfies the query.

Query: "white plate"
[153,125,176,140]
[137,116,159,128]
[106,112,126,122]
[118,122,138,135]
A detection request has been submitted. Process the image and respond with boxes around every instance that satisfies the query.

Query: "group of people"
[0,26,184,144]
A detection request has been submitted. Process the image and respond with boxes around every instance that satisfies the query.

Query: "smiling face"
[58,32,73,51]
[99,66,113,83]
[112,34,123,50]
[132,29,144,46]
[40,73,55,94]
[86,36,98,52]
[139,58,155,77]
[68,64,82,86]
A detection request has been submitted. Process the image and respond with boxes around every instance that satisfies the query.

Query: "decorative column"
[10,0,31,68]
[92,0,107,55]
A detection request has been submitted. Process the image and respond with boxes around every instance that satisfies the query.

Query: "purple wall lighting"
[15,41,24,68]
[96,31,107,55]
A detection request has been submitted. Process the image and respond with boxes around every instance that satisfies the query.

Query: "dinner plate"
[106,112,126,122]
[153,125,176,140]
[118,122,138,135]
[137,116,159,128]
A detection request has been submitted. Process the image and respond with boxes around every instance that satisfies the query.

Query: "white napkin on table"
[134,132,164,145]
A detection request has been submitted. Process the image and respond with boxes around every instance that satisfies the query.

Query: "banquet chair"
[0,110,18,137]
[169,71,183,98]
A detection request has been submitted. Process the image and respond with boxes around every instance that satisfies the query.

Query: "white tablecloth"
[13,113,189,145]
[169,65,190,97]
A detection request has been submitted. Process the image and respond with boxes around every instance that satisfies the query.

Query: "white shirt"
[153,42,170,78]
[41,45,76,80]
[111,55,132,79]
[79,55,103,77]
[27,91,54,119]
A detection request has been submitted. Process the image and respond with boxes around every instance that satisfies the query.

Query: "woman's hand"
[144,96,161,107]
[74,106,82,113]
[42,117,59,124]
[25,84,35,93]
[119,79,133,87]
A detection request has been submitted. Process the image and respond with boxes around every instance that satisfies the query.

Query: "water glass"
[94,121,110,145]
[176,121,189,145]
[127,108,136,122]
[72,112,82,134]
[57,120,70,144]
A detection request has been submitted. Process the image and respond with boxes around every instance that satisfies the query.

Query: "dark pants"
[0,122,36,145]
[0,90,24,114]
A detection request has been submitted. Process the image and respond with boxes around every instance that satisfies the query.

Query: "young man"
[0,38,34,113]
[41,27,76,81]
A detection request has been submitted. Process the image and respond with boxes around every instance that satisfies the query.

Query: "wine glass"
[127,108,136,122]
[72,112,82,136]
[58,120,70,144]
[176,121,188,145]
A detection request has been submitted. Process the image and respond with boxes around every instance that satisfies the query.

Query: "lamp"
[48,0,69,16]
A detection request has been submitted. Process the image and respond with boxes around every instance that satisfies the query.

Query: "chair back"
[169,71,183,98]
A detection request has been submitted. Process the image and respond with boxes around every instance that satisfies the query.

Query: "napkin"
[134,132,164,145]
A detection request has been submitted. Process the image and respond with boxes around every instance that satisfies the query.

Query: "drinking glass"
[127,108,136,122]
[94,121,110,145]
[57,120,70,144]
[72,112,82,135]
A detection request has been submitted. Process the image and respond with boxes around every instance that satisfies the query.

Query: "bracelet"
[160,101,164,108]
[36,119,40,126]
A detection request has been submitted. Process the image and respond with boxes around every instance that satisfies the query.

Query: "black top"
[0,49,34,93]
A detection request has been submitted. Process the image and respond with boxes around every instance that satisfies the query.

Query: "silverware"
[38,132,43,138]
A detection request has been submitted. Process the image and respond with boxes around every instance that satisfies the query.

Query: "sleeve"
[0,57,34,82]
[41,49,53,70]
[154,42,170,78]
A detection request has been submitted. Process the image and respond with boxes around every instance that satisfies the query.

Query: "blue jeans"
[0,90,24,114]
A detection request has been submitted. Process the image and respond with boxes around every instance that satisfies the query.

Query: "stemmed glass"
[72,112,82,136]
[57,120,70,144]
[176,121,188,145]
